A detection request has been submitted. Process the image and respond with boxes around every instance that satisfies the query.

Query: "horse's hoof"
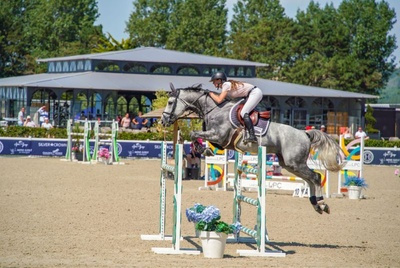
[314,202,330,214]
[322,204,330,214]
[314,205,324,214]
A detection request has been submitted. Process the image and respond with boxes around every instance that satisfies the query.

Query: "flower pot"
[348,186,362,199]
[75,152,83,161]
[199,231,228,258]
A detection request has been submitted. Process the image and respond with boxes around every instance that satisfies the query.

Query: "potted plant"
[71,143,83,161]
[186,203,241,258]
[343,176,368,199]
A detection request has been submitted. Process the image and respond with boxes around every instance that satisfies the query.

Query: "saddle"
[229,99,271,137]
[236,104,271,126]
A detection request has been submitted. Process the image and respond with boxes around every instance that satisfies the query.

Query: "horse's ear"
[169,83,176,95]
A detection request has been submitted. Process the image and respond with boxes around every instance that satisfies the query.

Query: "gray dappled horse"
[161,84,344,214]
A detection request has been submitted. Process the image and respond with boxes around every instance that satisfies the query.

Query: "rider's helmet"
[209,72,227,83]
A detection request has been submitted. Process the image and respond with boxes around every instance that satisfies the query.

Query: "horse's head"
[161,83,205,127]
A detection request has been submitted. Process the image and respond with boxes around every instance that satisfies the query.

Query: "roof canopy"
[37,47,267,67]
[0,71,378,99]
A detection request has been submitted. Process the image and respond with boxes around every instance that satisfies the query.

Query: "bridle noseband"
[162,89,212,124]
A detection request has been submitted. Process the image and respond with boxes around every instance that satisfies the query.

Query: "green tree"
[0,1,31,77]
[126,0,174,47]
[229,0,294,79]
[365,104,379,133]
[92,33,134,53]
[0,0,102,77]
[282,0,396,94]
[25,0,101,58]
[166,0,227,56]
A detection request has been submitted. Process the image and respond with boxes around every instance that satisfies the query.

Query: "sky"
[96,0,400,65]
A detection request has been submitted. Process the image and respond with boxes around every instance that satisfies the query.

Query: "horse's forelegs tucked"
[190,130,223,156]
[284,164,330,215]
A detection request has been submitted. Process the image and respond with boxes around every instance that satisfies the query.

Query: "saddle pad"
[229,100,270,136]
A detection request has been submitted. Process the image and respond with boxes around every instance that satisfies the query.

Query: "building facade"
[0,47,377,133]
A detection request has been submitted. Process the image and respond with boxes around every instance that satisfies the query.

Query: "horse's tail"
[307,130,345,172]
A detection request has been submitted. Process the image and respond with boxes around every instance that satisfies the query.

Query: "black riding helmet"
[209,72,227,83]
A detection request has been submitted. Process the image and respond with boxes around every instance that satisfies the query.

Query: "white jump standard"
[231,146,286,257]
[141,142,200,255]
[65,119,91,162]
[92,120,121,164]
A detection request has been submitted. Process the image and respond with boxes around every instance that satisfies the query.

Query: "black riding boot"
[243,113,257,143]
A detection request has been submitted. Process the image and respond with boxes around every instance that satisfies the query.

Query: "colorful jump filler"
[337,135,365,195]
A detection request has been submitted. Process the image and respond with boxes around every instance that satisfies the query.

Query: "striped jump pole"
[141,142,200,255]
[231,146,286,257]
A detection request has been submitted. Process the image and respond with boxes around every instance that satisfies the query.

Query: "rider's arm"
[209,90,228,104]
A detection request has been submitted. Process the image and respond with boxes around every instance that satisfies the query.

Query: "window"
[77,61,84,71]
[62,62,69,72]
[84,60,91,71]
[55,62,62,72]
[95,61,120,72]
[150,65,172,74]
[123,63,147,73]
[70,61,76,72]
[228,67,253,77]
[177,66,199,75]
[48,62,55,72]
[203,67,224,75]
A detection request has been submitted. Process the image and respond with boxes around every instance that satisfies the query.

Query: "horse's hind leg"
[284,164,330,214]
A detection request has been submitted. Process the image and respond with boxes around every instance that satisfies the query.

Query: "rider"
[208,72,263,143]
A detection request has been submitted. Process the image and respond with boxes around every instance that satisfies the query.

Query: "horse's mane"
[182,84,204,92]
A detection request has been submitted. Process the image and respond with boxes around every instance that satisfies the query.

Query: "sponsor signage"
[0,138,399,166]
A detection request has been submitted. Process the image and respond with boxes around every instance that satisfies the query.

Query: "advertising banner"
[0,138,399,166]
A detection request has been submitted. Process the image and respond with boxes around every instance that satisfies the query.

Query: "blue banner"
[0,138,399,166]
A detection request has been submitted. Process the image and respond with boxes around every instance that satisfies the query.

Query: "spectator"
[186,138,203,168]
[24,116,36,127]
[41,117,53,130]
[343,127,353,139]
[120,113,131,129]
[37,106,48,127]
[354,126,368,139]
[18,107,25,126]
[320,125,326,133]
[132,111,148,130]
[80,111,86,120]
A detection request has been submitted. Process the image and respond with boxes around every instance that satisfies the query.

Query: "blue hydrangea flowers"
[186,203,241,235]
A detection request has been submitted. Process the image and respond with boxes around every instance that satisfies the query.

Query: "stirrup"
[243,132,257,144]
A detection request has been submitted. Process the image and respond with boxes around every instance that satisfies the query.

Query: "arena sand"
[0,157,400,267]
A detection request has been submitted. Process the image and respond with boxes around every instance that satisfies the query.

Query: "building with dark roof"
[0,47,377,133]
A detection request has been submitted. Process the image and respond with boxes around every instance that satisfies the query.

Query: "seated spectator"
[320,125,326,133]
[41,118,53,130]
[24,116,36,127]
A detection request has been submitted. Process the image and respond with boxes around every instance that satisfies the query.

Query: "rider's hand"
[203,89,210,94]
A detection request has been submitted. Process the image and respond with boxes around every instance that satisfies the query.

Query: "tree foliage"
[126,0,174,47]
[166,0,227,55]
[229,0,294,78]
[0,0,102,77]
[278,0,397,94]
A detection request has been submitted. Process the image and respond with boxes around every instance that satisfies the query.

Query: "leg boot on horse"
[243,113,257,144]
